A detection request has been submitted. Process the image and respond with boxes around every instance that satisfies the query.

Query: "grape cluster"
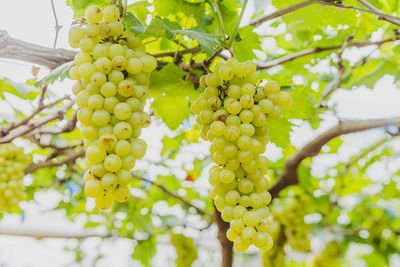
[68,5,157,210]
[272,196,311,252]
[170,233,198,267]
[0,143,30,211]
[190,59,292,252]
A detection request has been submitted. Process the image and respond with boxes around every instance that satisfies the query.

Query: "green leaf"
[127,1,150,23]
[175,28,223,57]
[152,95,190,130]
[132,237,156,267]
[0,77,37,100]
[123,12,146,34]
[35,61,74,87]
[161,135,184,159]
[266,118,293,148]
[232,25,261,61]
[145,17,176,39]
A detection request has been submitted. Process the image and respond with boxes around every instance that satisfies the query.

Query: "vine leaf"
[35,61,74,87]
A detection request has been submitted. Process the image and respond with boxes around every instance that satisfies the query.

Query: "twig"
[4,95,70,134]
[339,137,389,178]
[50,0,62,48]
[0,100,74,144]
[152,47,201,58]
[250,0,315,28]
[312,0,400,27]
[314,35,354,108]
[257,35,400,69]
[25,150,85,173]
[0,228,113,240]
[123,0,128,18]
[211,0,226,40]
[269,116,400,198]
[226,0,248,48]
[132,173,213,219]
[356,0,400,27]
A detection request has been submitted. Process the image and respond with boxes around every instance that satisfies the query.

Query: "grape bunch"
[0,143,30,211]
[68,5,157,210]
[190,59,292,252]
[170,233,198,267]
[272,196,311,252]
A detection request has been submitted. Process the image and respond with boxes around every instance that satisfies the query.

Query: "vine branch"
[226,0,248,48]
[212,0,226,40]
[270,116,400,198]
[50,0,62,48]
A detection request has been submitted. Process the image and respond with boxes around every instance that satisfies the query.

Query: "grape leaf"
[175,28,223,57]
[35,61,74,87]
[266,118,293,148]
[232,25,261,61]
[152,95,190,130]
[123,12,146,34]
[127,1,150,23]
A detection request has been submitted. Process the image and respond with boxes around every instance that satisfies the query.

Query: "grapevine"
[0,143,30,211]
[68,5,157,210]
[190,59,293,252]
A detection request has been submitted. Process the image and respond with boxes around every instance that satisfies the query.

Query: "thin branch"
[0,101,74,144]
[50,0,62,48]
[0,228,113,240]
[226,0,248,48]
[313,0,400,27]
[314,35,354,108]
[4,94,70,134]
[211,0,226,40]
[122,0,128,18]
[25,150,84,173]
[257,35,400,69]
[269,116,400,198]
[0,30,76,69]
[132,173,213,219]
[356,0,400,26]
[250,0,315,28]
[339,137,389,178]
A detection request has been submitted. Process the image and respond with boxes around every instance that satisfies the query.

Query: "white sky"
[0,0,400,266]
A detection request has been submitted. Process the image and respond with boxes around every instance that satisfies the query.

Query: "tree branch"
[0,100,74,144]
[132,173,213,219]
[257,35,400,69]
[250,0,315,28]
[270,116,400,198]
[314,35,354,108]
[313,0,400,27]
[0,30,76,69]
[0,228,113,240]
[25,149,85,173]
[356,0,400,26]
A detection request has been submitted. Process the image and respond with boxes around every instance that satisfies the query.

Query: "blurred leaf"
[35,61,74,87]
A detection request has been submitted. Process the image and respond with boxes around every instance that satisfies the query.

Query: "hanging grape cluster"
[191,58,292,252]
[272,196,311,252]
[170,233,198,267]
[68,5,157,210]
[0,143,30,211]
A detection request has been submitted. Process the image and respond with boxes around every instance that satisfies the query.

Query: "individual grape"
[94,57,112,74]
[109,21,124,37]
[84,179,102,197]
[84,23,100,38]
[140,55,157,72]
[103,5,120,23]
[113,186,130,202]
[95,192,114,210]
[69,26,85,43]
[114,103,132,120]
[86,5,103,23]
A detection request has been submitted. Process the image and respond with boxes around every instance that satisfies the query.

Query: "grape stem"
[225,0,248,49]
[122,0,128,18]
[50,0,62,48]
[211,0,226,41]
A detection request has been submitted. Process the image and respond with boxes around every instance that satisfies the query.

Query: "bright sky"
[0,0,400,266]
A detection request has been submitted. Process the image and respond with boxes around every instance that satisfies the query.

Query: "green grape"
[122,155,136,170]
[92,44,109,59]
[84,23,100,38]
[95,192,114,210]
[114,103,132,120]
[84,179,102,197]
[69,26,85,43]
[113,186,130,202]
[115,140,131,157]
[103,5,120,23]
[113,122,132,140]
[234,236,250,252]
[92,109,110,126]
[88,94,104,110]
[205,73,221,87]
[98,22,111,38]
[72,81,84,96]
[86,5,103,23]
[118,80,135,97]
[91,163,106,177]
[94,57,112,74]
[69,66,81,80]
[98,133,117,150]
[85,144,106,163]
[108,70,124,84]
[109,21,124,36]
[77,107,93,125]
[140,55,157,72]
[219,65,234,81]
[74,52,92,66]
[131,139,146,159]
[117,170,131,185]
[104,154,122,172]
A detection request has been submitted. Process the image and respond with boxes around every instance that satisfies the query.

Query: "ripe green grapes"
[170,233,198,267]
[69,5,157,210]
[191,59,293,252]
[0,143,30,211]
